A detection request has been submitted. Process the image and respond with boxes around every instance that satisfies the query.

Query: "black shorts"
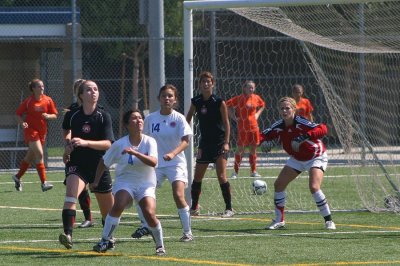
[196,141,227,164]
[65,162,112,193]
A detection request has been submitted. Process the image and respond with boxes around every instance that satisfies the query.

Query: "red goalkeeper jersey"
[260,116,327,161]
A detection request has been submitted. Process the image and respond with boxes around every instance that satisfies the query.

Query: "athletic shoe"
[107,237,116,250]
[325,220,336,230]
[78,220,94,228]
[250,172,261,177]
[59,233,73,249]
[12,175,22,192]
[155,246,166,256]
[190,208,200,216]
[131,226,151,239]
[41,182,53,192]
[93,239,110,253]
[266,220,285,230]
[230,172,238,179]
[180,233,194,242]
[221,209,234,218]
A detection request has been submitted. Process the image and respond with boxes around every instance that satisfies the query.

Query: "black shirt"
[191,94,225,145]
[62,106,114,166]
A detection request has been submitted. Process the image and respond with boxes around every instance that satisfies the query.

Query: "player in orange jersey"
[12,79,58,192]
[226,80,265,178]
[292,84,314,121]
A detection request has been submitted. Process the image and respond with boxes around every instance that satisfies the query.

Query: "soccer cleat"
[250,172,261,177]
[230,172,238,179]
[107,237,116,250]
[59,233,73,249]
[78,220,94,228]
[41,182,53,192]
[325,220,336,230]
[93,239,110,253]
[190,208,200,216]
[131,226,151,239]
[221,209,234,218]
[155,246,166,256]
[180,233,194,242]
[266,220,286,230]
[12,175,22,192]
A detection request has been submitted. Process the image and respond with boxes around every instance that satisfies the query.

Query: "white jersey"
[144,109,192,168]
[102,134,158,187]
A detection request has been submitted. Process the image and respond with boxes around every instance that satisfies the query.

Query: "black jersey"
[191,94,225,145]
[62,106,115,166]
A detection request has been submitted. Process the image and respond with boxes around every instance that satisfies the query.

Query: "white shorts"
[156,165,188,188]
[112,181,156,204]
[286,152,328,172]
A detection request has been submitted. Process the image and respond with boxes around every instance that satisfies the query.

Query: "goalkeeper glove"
[291,134,310,152]
[260,140,274,153]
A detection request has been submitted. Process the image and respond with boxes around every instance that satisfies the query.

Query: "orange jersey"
[296,97,314,120]
[226,93,265,132]
[16,94,58,134]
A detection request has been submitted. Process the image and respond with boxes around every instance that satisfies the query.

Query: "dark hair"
[158,84,179,108]
[122,109,143,126]
[292,84,304,93]
[28,79,43,92]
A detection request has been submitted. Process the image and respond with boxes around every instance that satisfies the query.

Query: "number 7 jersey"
[143,110,193,168]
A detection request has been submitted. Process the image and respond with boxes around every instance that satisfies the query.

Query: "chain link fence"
[0,1,322,170]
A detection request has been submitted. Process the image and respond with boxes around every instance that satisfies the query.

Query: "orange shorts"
[24,128,46,145]
[237,130,260,146]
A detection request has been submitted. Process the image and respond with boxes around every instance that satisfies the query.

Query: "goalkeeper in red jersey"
[12,79,58,192]
[226,80,265,178]
[259,96,336,230]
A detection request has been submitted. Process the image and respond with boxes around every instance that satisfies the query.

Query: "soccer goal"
[183,0,400,215]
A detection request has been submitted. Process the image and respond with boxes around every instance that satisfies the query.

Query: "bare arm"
[71,138,112,151]
[163,135,190,161]
[15,115,27,129]
[220,101,230,151]
[122,147,158,167]
[255,107,265,120]
[186,104,196,124]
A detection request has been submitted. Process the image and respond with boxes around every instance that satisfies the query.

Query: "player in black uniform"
[186,71,233,218]
[59,80,115,249]
[63,79,93,229]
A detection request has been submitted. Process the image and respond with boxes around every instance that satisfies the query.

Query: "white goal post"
[183,0,400,215]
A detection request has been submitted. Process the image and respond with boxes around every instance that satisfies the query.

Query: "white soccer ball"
[252,179,267,195]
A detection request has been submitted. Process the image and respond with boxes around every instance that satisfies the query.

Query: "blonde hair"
[278,96,297,110]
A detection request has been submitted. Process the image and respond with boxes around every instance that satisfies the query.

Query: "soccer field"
[1,171,400,266]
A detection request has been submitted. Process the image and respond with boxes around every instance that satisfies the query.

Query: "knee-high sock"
[191,181,202,210]
[16,160,30,179]
[78,189,92,221]
[102,214,120,241]
[62,209,76,236]
[234,154,242,173]
[274,191,286,222]
[312,190,332,220]
[36,162,46,183]
[249,154,257,173]
[220,182,232,210]
[178,206,191,234]
[149,222,164,248]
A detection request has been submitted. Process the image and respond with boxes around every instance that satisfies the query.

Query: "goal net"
[184,0,400,215]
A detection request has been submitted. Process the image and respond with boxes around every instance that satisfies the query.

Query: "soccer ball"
[252,180,267,195]
[384,195,400,209]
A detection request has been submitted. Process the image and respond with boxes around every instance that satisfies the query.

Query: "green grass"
[1,171,400,265]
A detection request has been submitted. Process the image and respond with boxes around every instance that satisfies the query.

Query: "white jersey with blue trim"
[144,109,192,168]
[102,134,157,186]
